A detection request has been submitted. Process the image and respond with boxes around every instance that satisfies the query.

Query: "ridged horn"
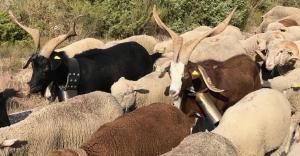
[39,15,82,58]
[197,65,224,93]
[178,7,237,64]
[8,10,40,51]
[152,5,183,62]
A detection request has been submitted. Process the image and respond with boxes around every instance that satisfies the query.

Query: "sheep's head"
[152,6,236,105]
[266,40,299,70]
[8,11,79,94]
[111,77,145,109]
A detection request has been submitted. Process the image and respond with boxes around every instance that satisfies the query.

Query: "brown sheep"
[48,103,196,156]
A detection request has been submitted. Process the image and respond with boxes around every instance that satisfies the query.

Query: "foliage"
[0,0,299,44]
[0,0,250,41]
[0,9,27,42]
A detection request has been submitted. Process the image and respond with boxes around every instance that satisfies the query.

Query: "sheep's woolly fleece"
[162,132,238,156]
[104,35,158,54]
[0,91,123,156]
[213,89,291,156]
[56,38,105,57]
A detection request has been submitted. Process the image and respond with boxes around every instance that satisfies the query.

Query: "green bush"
[0,9,27,42]
[0,0,299,44]
[153,0,250,33]
[0,0,251,42]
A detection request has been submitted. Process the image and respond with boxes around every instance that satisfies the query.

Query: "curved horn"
[286,41,299,56]
[153,5,183,62]
[8,10,40,50]
[179,7,237,64]
[39,15,82,58]
[290,56,300,60]
[255,50,266,61]
[197,65,224,92]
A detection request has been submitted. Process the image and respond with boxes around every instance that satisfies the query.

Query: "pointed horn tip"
[8,10,16,19]
[213,88,225,93]
[153,5,157,12]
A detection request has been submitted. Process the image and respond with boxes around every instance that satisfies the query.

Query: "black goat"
[26,42,161,101]
[8,10,161,101]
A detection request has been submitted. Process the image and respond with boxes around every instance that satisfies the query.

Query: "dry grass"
[0,57,49,114]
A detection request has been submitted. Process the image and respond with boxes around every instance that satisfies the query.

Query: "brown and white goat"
[48,103,196,156]
[153,7,261,123]
[182,54,262,114]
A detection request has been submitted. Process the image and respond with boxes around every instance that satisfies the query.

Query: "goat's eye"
[280,50,283,53]
[288,52,293,56]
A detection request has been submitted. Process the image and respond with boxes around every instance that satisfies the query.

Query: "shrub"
[0,9,27,42]
[0,0,299,43]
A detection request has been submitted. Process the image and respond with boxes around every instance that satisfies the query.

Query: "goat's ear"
[49,54,62,71]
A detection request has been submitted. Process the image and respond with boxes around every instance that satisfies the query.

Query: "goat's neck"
[50,62,69,87]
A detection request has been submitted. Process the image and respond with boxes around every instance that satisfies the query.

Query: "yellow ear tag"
[291,82,300,88]
[191,70,200,79]
[54,56,61,60]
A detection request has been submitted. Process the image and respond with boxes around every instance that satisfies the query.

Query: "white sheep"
[111,72,172,110]
[153,25,244,54]
[266,68,300,91]
[265,40,300,71]
[163,89,292,156]
[190,35,245,62]
[0,91,123,156]
[104,35,158,54]
[55,38,105,57]
[162,132,238,156]
[266,14,300,32]
[265,69,300,154]
[153,26,212,54]
[258,6,300,32]
[212,88,291,156]
[266,26,300,41]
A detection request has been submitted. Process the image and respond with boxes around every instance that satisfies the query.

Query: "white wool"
[153,26,212,54]
[268,68,300,91]
[104,35,158,54]
[259,6,300,33]
[162,132,238,156]
[56,38,105,57]
[0,91,123,156]
[191,35,245,62]
[212,89,291,156]
[153,25,243,54]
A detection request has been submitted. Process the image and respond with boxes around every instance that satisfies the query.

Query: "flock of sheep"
[1,4,300,156]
